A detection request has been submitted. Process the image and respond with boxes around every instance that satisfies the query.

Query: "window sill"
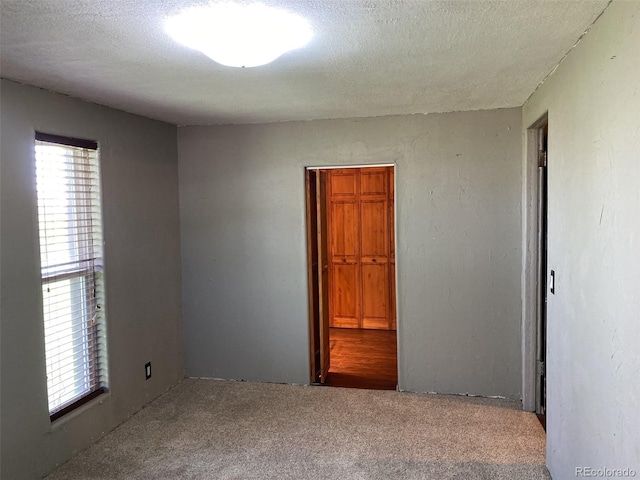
[50,388,111,430]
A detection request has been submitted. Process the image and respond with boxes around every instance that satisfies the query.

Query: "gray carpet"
[47,379,550,479]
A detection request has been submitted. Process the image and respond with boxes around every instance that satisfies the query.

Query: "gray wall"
[523,1,640,477]
[178,108,523,398]
[0,80,184,479]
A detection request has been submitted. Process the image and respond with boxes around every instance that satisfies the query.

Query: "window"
[35,133,108,420]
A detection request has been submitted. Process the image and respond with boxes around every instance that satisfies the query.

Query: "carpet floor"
[46,379,550,479]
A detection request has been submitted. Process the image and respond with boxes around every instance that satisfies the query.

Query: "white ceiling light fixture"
[165,2,313,68]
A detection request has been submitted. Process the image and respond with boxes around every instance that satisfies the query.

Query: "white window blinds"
[35,133,108,419]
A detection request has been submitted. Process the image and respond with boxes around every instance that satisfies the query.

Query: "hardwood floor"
[325,327,397,390]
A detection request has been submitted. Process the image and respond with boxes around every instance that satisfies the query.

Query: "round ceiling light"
[165,2,313,68]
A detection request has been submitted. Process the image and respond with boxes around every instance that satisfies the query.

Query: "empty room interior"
[0,1,638,479]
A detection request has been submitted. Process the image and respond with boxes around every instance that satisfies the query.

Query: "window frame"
[35,132,109,421]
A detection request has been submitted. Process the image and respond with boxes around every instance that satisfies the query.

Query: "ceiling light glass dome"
[165,2,313,68]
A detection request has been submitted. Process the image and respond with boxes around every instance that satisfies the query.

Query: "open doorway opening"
[306,166,398,390]
[524,113,549,430]
[535,122,548,430]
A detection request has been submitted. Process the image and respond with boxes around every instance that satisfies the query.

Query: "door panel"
[389,168,395,259]
[327,169,360,328]
[360,200,387,257]
[326,166,396,331]
[360,169,387,195]
[305,170,321,383]
[390,263,396,330]
[389,168,396,329]
[331,263,359,328]
[362,263,389,329]
[330,171,358,197]
[317,171,330,383]
[330,202,358,258]
[360,169,390,329]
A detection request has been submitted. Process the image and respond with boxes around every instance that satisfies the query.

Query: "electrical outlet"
[145,362,152,380]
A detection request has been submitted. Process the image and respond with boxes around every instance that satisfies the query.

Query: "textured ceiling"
[1,0,609,125]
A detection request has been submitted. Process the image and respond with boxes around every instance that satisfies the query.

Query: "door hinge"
[539,150,547,168]
[537,360,546,377]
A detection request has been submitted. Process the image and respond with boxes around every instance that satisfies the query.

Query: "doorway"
[524,114,549,427]
[535,122,548,429]
[306,166,398,390]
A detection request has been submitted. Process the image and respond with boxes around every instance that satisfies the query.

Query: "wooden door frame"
[522,114,548,413]
[305,170,321,383]
[304,163,399,386]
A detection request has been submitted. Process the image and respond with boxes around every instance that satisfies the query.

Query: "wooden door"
[327,169,360,328]
[317,171,331,382]
[389,168,396,329]
[360,168,390,329]
[326,166,396,330]
[305,170,321,382]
